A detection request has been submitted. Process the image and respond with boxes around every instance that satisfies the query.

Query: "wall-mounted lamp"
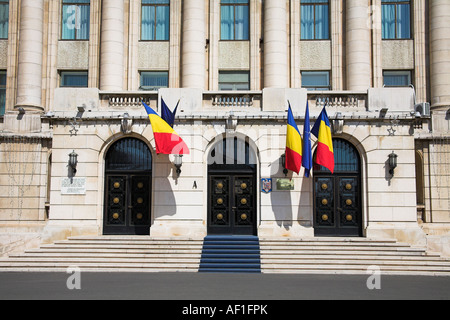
[68,150,78,175]
[388,151,398,176]
[77,105,86,113]
[173,155,183,177]
[280,153,288,177]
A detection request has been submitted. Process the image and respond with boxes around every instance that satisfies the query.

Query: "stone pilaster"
[346,0,372,91]
[181,0,206,89]
[100,0,124,91]
[429,0,450,110]
[15,0,44,111]
[263,0,288,88]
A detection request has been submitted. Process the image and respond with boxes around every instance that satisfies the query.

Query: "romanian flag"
[143,101,189,155]
[285,104,302,174]
[311,106,334,173]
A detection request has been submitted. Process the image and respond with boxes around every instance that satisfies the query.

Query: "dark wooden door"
[104,175,151,235]
[103,138,153,235]
[314,175,362,236]
[313,138,362,237]
[208,174,257,235]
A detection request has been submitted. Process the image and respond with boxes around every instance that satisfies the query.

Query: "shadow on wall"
[153,154,177,218]
[269,156,293,231]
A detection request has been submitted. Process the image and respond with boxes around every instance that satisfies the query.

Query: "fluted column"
[346,0,372,91]
[263,0,288,88]
[181,0,205,89]
[430,0,450,109]
[100,0,124,91]
[15,0,44,111]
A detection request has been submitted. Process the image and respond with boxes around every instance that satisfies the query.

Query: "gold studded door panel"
[209,175,256,235]
[106,176,127,227]
[104,175,151,235]
[315,177,334,228]
[210,176,231,228]
[131,176,151,228]
[234,176,254,228]
[338,177,360,230]
[314,175,362,237]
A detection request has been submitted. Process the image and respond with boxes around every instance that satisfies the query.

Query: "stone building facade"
[0,0,449,256]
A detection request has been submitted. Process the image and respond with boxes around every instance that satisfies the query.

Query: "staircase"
[260,238,450,276]
[0,236,203,273]
[199,236,261,273]
[0,236,449,275]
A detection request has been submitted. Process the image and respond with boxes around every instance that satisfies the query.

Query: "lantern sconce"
[280,153,288,177]
[68,150,78,176]
[173,155,183,177]
[388,151,398,176]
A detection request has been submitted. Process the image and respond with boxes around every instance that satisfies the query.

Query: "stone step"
[0,257,200,264]
[259,245,426,253]
[261,254,446,261]
[1,236,449,275]
[261,259,450,267]
[8,252,202,258]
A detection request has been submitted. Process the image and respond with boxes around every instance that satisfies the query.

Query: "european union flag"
[161,98,179,128]
[302,102,312,178]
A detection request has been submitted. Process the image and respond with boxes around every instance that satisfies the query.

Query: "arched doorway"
[103,138,152,235]
[207,136,258,235]
[313,138,363,237]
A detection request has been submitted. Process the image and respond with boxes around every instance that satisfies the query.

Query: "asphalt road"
[0,272,449,302]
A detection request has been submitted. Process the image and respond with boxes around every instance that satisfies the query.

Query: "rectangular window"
[301,71,330,91]
[141,0,170,41]
[383,70,412,87]
[60,71,88,87]
[61,0,90,40]
[221,0,249,41]
[140,71,169,90]
[0,0,9,39]
[219,71,250,90]
[0,70,6,116]
[301,0,329,40]
[382,0,411,39]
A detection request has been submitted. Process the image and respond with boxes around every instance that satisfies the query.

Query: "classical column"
[346,0,372,91]
[181,0,205,89]
[263,0,288,88]
[429,0,450,109]
[100,0,124,91]
[331,0,344,90]
[15,0,44,111]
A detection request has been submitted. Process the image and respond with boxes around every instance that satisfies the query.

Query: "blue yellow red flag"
[311,105,334,173]
[285,104,302,174]
[142,101,189,155]
[302,102,313,177]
